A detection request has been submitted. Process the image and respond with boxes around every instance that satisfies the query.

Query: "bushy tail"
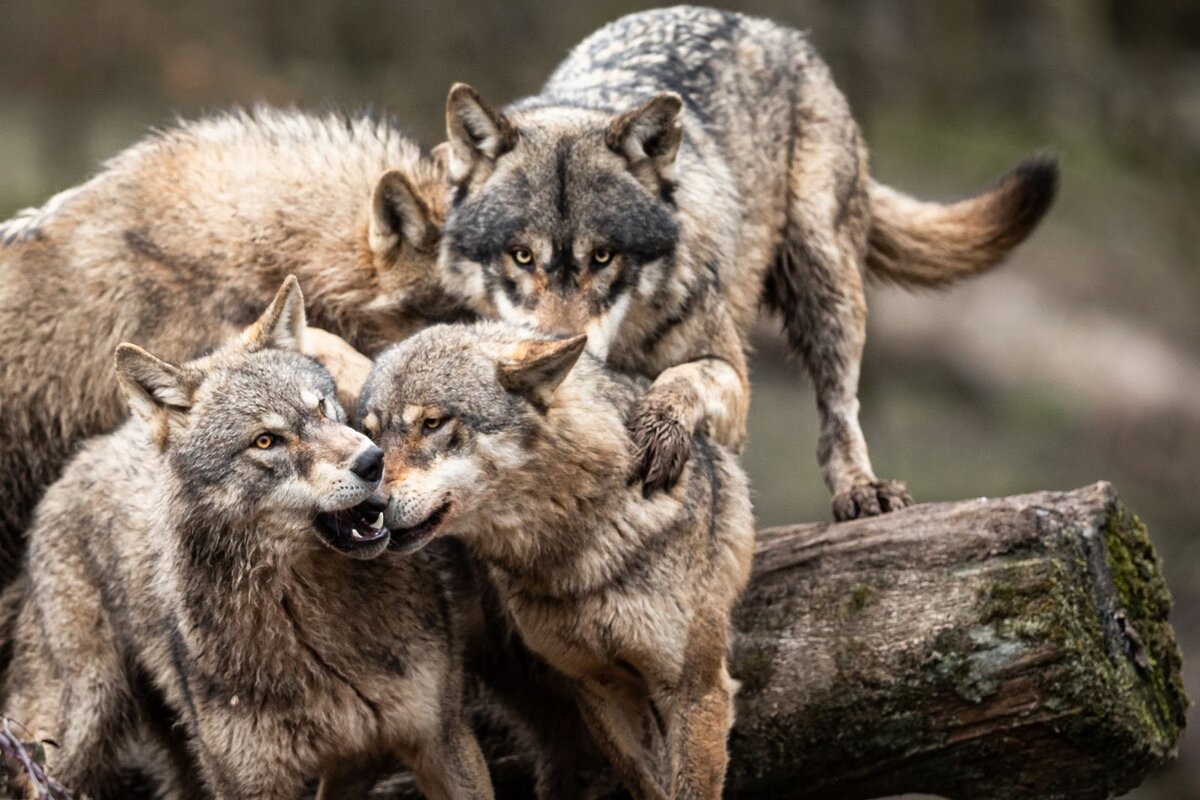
[865,156,1059,287]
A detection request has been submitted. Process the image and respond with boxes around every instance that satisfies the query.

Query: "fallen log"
[371,481,1187,799]
[726,480,1186,799]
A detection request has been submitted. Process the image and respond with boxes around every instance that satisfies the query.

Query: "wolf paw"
[630,402,692,495]
[832,480,912,521]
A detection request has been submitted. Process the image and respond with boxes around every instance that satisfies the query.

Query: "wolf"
[438,6,1059,520]
[0,106,466,588]
[1,279,494,800]
[358,321,756,799]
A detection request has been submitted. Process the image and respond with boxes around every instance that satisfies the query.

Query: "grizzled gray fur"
[439,6,1058,520]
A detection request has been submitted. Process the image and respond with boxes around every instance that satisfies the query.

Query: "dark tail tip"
[1003,154,1061,235]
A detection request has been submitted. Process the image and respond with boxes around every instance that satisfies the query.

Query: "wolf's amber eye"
[422,416,446,433]
[254,433,275,450]
[592,248,613,266]
[511,247,534,267]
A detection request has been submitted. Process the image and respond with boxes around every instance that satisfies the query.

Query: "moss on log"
[727,481,1186,799]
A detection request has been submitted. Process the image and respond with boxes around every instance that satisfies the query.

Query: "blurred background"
[0,0,1196,795]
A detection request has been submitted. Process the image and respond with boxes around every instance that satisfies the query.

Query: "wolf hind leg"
[763,64,911,521]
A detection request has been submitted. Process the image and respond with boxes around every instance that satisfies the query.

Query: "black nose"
[350,445,384,483]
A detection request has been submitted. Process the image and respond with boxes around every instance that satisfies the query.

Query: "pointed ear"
[605,93,683,182]
[446,83,517,184]
[115,343,193,421]
[242,275,306,352]
[498,335,587,408]
[369,170,438,256]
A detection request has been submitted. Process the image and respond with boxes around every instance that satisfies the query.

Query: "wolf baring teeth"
[1,278,494,799]
[438,5,1059,519]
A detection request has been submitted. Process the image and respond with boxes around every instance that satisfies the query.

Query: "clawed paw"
[629,403,692,495]
[831,480,912,521]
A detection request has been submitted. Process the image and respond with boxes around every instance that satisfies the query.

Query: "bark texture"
[725,481,1186,799]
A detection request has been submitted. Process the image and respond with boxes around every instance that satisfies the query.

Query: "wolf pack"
[0,7,1057,799]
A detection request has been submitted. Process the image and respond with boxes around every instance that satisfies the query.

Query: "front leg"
[660,662,736,800]
[574,679,668,800]
[630,306,748,493]
[403,720,494,800]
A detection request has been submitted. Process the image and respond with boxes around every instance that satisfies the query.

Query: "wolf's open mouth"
[314,501,390,556]
[389,502,451,553]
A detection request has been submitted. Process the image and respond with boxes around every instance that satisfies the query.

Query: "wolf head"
[357,323,591,553]
[359,160,447,315]
[438,84,683,355]
[115,277,391,560]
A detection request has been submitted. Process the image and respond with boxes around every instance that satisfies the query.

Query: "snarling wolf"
[0,107,464,588]
[359,321,755,799]
[1,279,493,800]
[438,5,1058,519]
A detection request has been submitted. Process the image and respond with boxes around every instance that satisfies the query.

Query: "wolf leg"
[765,68,911,520]
[404,720,495,800]
[631,306,748,493]
[574,679,668,800]
[662,663,736,800]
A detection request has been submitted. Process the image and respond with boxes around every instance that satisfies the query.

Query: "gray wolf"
[0,106,465,588]
[1,279,493,800]
[438,5,1058,519]
[359,321,755,799]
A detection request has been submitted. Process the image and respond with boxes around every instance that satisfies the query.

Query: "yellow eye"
[254,433,275,449]
[422,417,446,433]
[592,248,613,266]
[511,247,534,267]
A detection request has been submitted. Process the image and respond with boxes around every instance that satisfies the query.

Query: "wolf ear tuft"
[606,93,683,182]
[369,170,437,256]
[446,83,517,184]
[498,334,587,407]
[115,343,193,421]
[243,275,307,352]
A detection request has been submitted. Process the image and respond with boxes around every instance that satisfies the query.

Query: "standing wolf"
[359,322,755,799]
[0,107,461,587]
[1,279,493,800]
[439,6,1058,519]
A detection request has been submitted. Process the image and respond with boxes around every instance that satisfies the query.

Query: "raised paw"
[629,401,692,495]
[831,480,912,521]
